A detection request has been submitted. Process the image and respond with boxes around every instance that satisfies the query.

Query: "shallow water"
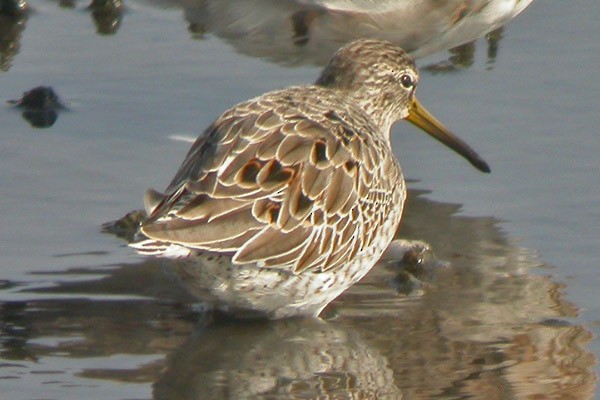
[1,0,599,399]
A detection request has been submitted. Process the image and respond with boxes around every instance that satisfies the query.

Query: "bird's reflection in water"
[1,191,594,399]
[88,0,123,35]
[155,318,403,399]
[424,27,505,72]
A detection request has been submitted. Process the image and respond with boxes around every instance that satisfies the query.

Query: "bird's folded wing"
[142,97,384,273]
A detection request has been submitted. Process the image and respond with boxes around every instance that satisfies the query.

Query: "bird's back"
[135,85,405,274]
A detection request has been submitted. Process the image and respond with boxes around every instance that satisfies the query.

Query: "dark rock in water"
[0,0,28,17]
[9,86,64,110]
[8,86,66,128]
[102,210,148,242]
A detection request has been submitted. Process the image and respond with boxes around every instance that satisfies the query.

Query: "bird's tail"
[129,235,193,258]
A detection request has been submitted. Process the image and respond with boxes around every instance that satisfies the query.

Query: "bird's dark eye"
[400,74,414,89]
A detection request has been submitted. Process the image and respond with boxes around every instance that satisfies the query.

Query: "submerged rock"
[8,86,66,128]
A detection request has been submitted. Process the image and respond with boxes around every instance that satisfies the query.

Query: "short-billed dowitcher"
[131,39,489,318]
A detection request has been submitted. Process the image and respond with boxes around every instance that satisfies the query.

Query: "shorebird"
[131,39,489,318]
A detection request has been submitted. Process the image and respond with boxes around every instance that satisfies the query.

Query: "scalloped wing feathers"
[141,86,402,273]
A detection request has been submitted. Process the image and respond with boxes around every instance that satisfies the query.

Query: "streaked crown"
[315,39,419,133]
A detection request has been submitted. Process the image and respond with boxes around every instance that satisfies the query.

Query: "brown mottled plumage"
[131,39,489,318]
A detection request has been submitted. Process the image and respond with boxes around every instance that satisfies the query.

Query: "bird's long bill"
[405,97,491,173]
